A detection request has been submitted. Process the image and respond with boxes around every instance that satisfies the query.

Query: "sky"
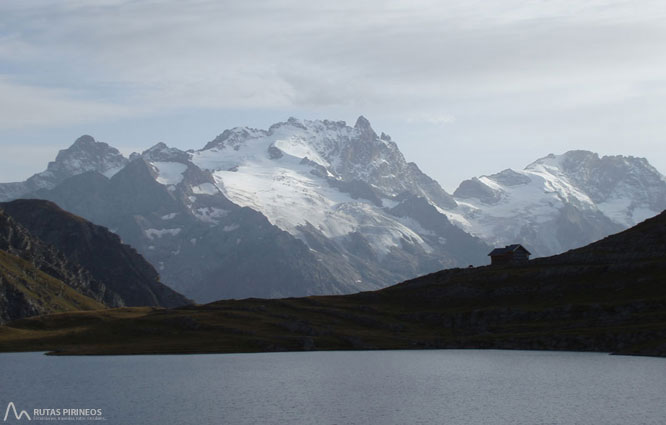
[1,0,665,191]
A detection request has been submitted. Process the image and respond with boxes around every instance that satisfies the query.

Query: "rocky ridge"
[0,199,190,317]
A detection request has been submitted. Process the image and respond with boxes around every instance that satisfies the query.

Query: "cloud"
[2,0,665,121]
[406,113,456,126]
[0,76,133,129]
[1,0,666,187]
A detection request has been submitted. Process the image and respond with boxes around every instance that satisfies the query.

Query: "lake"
[1,350,665,424]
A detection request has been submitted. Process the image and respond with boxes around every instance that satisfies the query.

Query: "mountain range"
[0,117,664,301]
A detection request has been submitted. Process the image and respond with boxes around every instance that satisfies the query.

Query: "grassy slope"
[2,210,665,356]
[0,250,105,320]
[0,259,664,356]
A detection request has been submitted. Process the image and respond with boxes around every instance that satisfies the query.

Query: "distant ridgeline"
[0,119,664,302]
[0,199,190,323]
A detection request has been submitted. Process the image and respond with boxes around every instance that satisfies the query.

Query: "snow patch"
[192,182,219,195]
[381,198,399,209]
[102,165,125,178]
[145,228,182,239]
[598,198,657,228]
[223,224,239,232]
[193,207,229,224]
[274,137,329,167]
[151,162,187,185]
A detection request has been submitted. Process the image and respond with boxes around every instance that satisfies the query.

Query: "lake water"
[1,350,665,425]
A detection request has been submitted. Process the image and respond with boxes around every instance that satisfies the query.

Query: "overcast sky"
[1,0,665,191]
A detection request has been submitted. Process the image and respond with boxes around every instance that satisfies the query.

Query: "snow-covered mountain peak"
[200,117,388,169]
[202,127,268,151]
[489,169,531,186]
[450,150,666,256]
[188,116,461,261]
[525,150,666,209]
[526,150,656,179]
[141,142,189,163]
[525,150,598,175]
[0,135,129,201]
[50,135,128,179]
[142,142,169,154]
[69,134,97,149]
[192,117,456,207]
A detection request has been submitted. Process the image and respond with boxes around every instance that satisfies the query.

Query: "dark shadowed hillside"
[0,210,109,322]
[0,200,189,322]
[1,210,665,356]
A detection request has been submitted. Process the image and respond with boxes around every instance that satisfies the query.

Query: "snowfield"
[451,151,666,255]
[1,120,664,300]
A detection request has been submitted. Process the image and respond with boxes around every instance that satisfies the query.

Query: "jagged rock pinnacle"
[72,135,96,147]
[354,115,371,130]
[354,115,377,140]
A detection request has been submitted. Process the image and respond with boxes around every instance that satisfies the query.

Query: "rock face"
[2,119,664,302]
[0,200,190,310]
[0,135,128,202]
[0,249,105,324]
[0,209,109,323]
[1,118,488,302]
[0,209,119,307]
[450,151,666,256]
[27,154,347,301]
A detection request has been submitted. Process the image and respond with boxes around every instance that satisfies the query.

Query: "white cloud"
[406,113,456,126]
[0,76,133,129]
[1,0,666,187]
[2,0,665,118]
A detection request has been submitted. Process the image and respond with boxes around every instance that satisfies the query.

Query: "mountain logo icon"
[3,402,31,421]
